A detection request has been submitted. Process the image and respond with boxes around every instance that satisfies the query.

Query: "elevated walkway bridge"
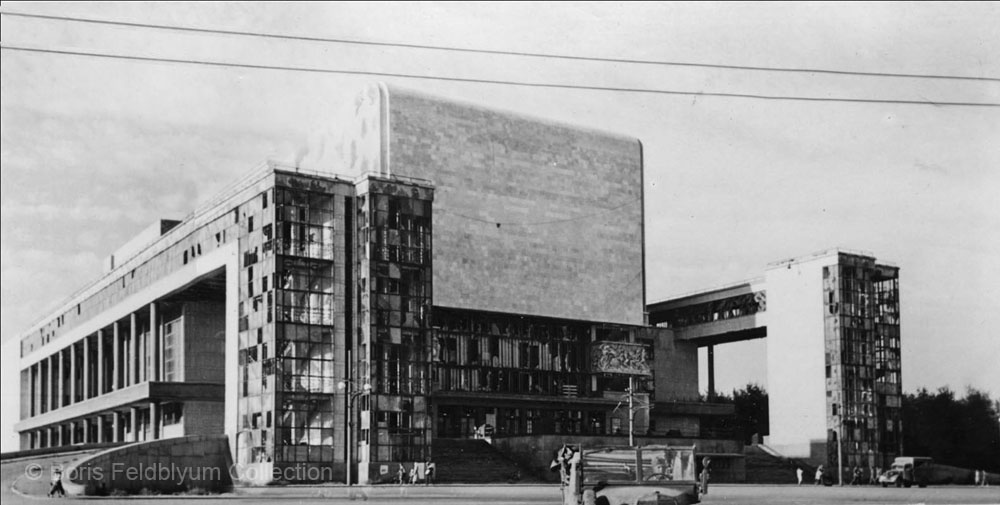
[647,278,767,396]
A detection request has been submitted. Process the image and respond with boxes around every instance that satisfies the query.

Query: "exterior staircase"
[432,438,531,483]
[744,444,818,484]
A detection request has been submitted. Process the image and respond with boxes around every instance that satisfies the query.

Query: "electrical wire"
[2,45,997,107]
[2,10,997,82]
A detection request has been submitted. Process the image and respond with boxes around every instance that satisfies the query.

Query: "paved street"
[701,484,999,505]
[4,455,999,504]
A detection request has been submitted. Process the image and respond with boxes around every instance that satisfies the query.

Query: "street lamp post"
[338,380,371,486]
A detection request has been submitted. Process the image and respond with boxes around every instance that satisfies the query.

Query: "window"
[164,321,178,381]
[162,403,183,425]
[248,216,254,232]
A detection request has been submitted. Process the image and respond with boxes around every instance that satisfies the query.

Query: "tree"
[901,387,1000,472]
[732,383,769,445]
[710,383,770,445]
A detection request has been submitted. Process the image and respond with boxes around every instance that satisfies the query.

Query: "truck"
[877,457,933,488]
[553,444,701,505]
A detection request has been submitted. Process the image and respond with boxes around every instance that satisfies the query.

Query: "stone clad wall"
[63,434,232,495]
[387,87,645,325]
[182,302,226,383]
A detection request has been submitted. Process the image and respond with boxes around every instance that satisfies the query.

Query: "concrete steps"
[432,439,529,483]
[744,445,818,484]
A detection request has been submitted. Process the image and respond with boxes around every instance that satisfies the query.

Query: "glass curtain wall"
[271,184,339,472]
[824,256,900,471]
[357,179,434,466]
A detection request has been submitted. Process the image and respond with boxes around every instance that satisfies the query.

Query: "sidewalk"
[232,482,560,500]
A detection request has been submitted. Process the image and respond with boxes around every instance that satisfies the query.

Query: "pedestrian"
[397,464,406,485]
[974,469,980,486]
[814,465,824,485]
[699,457,711,495]
[48,465,66,498]
[796,467,803,485]
[869,466,878,485]
[409,465,419,485]
[424,460,436,485]
[850,466,860,486]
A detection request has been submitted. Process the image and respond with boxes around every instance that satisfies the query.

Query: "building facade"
[17,84,740,483]
[648,249,902,471]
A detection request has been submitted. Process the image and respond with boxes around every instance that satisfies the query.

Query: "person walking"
[424,460,436,486]
[814,465,824,485]
[796,467,803,485]
[48,465,66,498]
[699,457,711,496]
[397,464,406,485]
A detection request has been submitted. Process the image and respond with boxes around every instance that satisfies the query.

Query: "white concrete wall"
[764,254,836,457]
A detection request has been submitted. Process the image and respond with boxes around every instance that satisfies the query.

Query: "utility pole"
[838,417,844,486]
[614,376,651,448]
[628,377,635,447]
[339,379,371,486]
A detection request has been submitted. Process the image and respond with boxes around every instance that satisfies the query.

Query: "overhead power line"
[2,45,998,108]
[2,10,998,83]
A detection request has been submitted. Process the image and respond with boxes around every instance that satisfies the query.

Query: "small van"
[877,457,932,488]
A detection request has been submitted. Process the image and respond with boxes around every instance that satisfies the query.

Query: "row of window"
[435,333,584,371]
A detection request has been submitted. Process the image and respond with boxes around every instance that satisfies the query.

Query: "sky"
[1,2,998,452]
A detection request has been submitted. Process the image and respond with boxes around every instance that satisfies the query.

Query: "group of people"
[974,469,991,487]
[396,460,436,485]
[798,465,882,486]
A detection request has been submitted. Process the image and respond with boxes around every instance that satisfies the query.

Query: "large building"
[15,84,740,483]
[14,84,902,483]
[648,249,903,471]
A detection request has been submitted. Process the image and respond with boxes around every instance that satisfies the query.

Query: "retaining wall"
[62,434,232,495]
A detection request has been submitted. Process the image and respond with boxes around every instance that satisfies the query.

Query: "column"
[56,351,64,409]
[112,321,121,390]
[68,421,75,445]
[46,427,53,449]
[83,337,90,401]
[70,342,77,404]
[46,358,53,412]
[97,330,105,396]
[138,323,145,383]
[149,401,159,440]
[97,415,105,444]
[130,407,138,442]
[81,419,90,444]
[112,412,120,443]
[31,363,39,416]
[129,313,138,386]
[707,345,716,399]
[150,302,160,381]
